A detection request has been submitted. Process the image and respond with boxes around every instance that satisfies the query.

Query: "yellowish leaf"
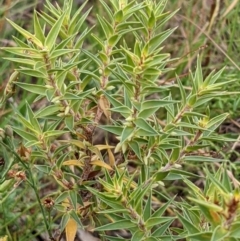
[91,160,113,170]
[63,159,84,167]
[60,140,85,149]
[53,175,70,189]
[63,199,77,241]
[94,144,115,150]
[79,201,93,210]
[65,218,78,241]
[105,140,115,167]
[0,236,8,241]
[98,94,111,120]
[88,146,104,161]
[107,147,115,167]
[210,210,221,224]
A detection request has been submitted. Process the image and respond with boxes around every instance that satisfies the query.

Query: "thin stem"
[0,141,53,239]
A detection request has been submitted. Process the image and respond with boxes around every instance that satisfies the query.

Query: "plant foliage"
[0,0,239,240]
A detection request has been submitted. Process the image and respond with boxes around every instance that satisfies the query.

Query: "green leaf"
[201,135,236,142]
[176,212,199,234]
[149,28,176,53]
[176,74,186,105]
[15,82,47,95]
[114,9,123,22]
[91,33,105,48]
[34,165,51,174]
[121,126,134,143]
[16,112,36,133]
[194,55,203,90]
[144,54,170,68]
[95,220,136,231]
[69,190,78,210]
[203,67,225,87]
[153,171,169,182]
[205,168,229,194]
[12,36,30,48]
[134,118,158,135]
[69,1,90,34]
[182,156,226,163]
[138,107,159,119]
[56,150,70,168]
[128,141,142,160]
[97,15,113,39]
[34,10,45,43]
[99,0,114,21]
[167,169,200,179]
[55,35,76,50]
[190,201,222,227]
[45,0,60,16]
[17,68,47,78]
[63,88,94,100]
[144,237,158,241]
[143,190,152,221]
[69,209,83,227]
[121,46,140,64]
[183,111,207,118]
[45,13,66,51]
[12,127,38,142]
[222,168,232,192]
[0,150,14,180]
[142,67,161,76]
[65,115,74,131]
[87,187,123,210]
[74,26,94,49]
[45,89,56,101]
[141,99,178,110]
[77,69,100,82]
[6,18,43,48]
[99,125,123,136]
[206,113,228,130]
[211,225,229,241]
[152,199,172,219]
[81,49,102,66]
[131,230,144,241]
[136,128,159,137]
[148,11,156,29]
[2,47,42,58]
[49,49,79,59]
[101,235,126,241]
[110,106,132,115]
[108,34,120,47]
[130,182,152,209]
[186,232,212,241]
[55,191,69,204]
[229,222,240,238]
[103,91,123,108]
[25,141,42,148]
[97,209,129,214]
[44,130,69,138]
[3,57,36,65]
[0,179,14,193]
[124,2,145,16]
[35,105,62,118]
[60,213,70,232]
[152,220,174,237]
[26,102,42,133]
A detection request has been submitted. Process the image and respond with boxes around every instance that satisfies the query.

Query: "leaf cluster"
[0,0,239,241]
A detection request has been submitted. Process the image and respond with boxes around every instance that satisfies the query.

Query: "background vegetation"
[0,0,240,240]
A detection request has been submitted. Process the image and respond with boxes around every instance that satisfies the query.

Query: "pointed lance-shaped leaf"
[45,13,66,51]
[6,18,43,48]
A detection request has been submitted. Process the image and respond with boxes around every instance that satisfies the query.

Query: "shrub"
[0,0,239,240]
